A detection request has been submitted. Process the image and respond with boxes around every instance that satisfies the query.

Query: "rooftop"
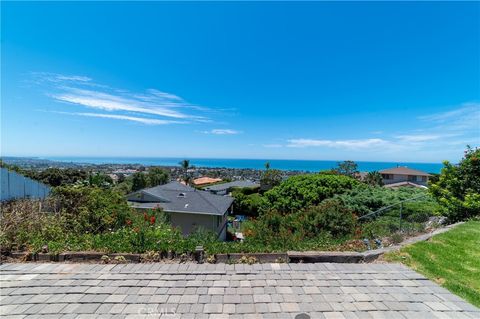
[193,177,223,186]
[1,262,477,317]
[204,180,260,192]
[127,181,233,216]
[379,167,432,177]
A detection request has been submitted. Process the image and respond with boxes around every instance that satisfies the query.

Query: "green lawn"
[384,221,480,307]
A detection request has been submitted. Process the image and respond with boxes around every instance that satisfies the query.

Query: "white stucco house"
[127,181,233,240]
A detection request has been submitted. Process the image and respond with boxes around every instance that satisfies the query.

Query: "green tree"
[179,159,192,185]
[132,172,148,191]
[430,146,480,222]
[0,160,25,174]
[117,173,126,183]
[334,160,359,178]
[147,167,169,187]
[231,190,266,217]
[264,161,270,170]
[260,169,282,191]
[88,172,113,188]
[364,171,383,186]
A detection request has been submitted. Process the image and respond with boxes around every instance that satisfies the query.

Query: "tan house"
[379,167,431,187]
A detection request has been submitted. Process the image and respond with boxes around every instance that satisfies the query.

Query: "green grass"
[384,221,480,307]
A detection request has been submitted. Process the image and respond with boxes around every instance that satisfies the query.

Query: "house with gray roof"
[127,181,233,240]
[204,180,260,195]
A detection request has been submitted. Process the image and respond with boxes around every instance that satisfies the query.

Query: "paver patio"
[0,262,478,318]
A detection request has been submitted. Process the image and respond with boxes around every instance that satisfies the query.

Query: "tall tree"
[88,172,113,188]
[430,146,480,222]
[260,169,283,191]
[179,159,192,185]
[364,171,383,186]
[334,160,359,179]
[264,161,270,170]
[132,172,147,191]
[147,167,169,187]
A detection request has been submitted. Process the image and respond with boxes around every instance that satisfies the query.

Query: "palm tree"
[179,159,191,185]
[264,161,270,170]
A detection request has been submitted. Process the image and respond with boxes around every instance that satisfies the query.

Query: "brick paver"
[0,262,479,318]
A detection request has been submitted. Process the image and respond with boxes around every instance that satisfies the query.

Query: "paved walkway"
[0,262,478,318]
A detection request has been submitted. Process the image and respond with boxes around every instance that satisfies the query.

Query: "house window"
[408,175,417,182]
[421,176,427,182]
[215,215,222,228]
[382,174,393,180]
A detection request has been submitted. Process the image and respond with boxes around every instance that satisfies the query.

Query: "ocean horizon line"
[3,155,444,165]
[14,156,445,174]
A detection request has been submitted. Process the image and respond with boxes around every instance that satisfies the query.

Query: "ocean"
[43,157,444,174]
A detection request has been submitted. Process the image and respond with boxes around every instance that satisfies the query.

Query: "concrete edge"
[287,221,464,263]
[1,223,463,264]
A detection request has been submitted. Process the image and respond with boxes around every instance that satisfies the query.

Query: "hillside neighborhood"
[2,1,479,318]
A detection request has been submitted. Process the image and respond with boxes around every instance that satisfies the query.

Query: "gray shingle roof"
[127,181,233,216]
[204,180,260,192]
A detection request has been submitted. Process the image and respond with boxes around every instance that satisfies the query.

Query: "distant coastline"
[34,156,444,174]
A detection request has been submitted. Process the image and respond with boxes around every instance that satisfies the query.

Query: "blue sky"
[2,2,479,163]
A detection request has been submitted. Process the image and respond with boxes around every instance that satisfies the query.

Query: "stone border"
[215,253,288,264]
[2,251,142,263]
[287,222,464,263]
[1,223,462,264]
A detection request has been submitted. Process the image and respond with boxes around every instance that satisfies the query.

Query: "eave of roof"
[128,201,229,216]
[379,167,431,176]
[383,181,428,189]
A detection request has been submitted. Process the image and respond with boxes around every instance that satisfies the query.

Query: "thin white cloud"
[419,102,480,133]
[30,72,93,83]
[51,88,189,119]
[395,134,443,142]
[34,72,214,124]
[287,138,388,149]
[202,129,242,135]
[263,144,283,148]
[420,102,479,122]
[55,75,92,82]
[64,112,183,125]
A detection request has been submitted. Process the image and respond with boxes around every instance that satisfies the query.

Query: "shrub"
[389,233,404,245]
[361,216,401,238]
[264,173,359,213]
[335,185,441,221]
[302,199,357,237]
[52,185,133,233]
[364,171,384,186]
[231,191,267,217]
[0,199,69,252]
[430,146,480,222]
